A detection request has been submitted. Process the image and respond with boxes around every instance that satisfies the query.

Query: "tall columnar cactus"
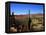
[28,10,32,31]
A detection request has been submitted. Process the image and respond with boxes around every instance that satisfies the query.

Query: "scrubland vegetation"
[9,14,44,32]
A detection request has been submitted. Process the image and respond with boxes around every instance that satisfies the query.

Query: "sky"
[10,3,43,15]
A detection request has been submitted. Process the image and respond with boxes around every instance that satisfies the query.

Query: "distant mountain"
[13,14,44,20]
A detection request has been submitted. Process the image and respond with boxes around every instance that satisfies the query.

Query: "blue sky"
[10,3,43,15]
